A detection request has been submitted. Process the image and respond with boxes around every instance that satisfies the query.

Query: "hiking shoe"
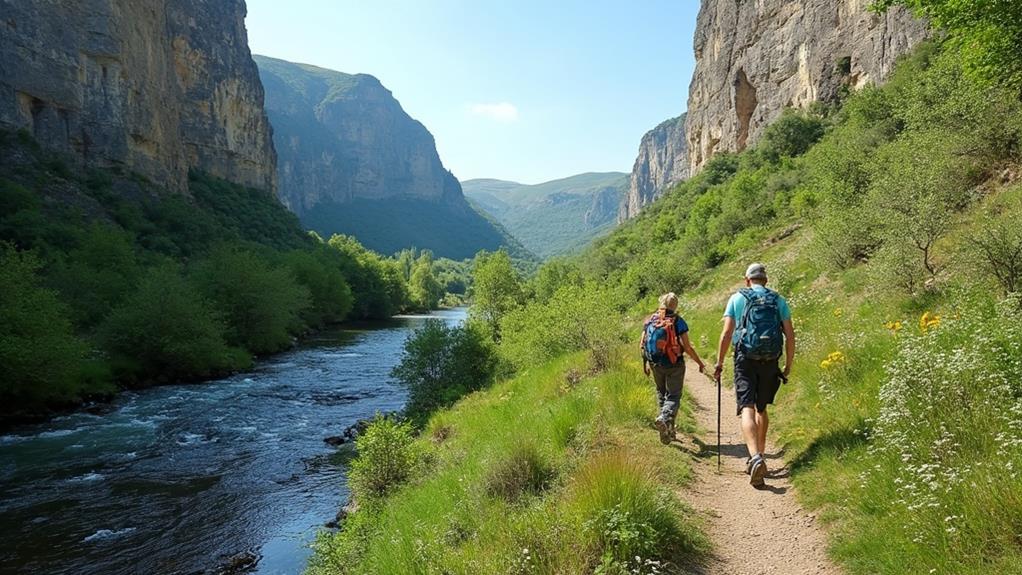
[655,418,672,445]
[745,457,753,475]
[749,457,768,487]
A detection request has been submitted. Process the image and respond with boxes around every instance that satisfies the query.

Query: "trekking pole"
[716,373,721,473]
[701,371,722,473]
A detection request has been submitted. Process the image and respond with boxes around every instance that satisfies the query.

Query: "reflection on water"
[0,309,465,575]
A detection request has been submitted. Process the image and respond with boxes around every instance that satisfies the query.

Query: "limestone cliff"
[619,114,687,221]
[255,55,526,260]
[0,0,275,193]
[255,55,463,215]
[685,0,927,174]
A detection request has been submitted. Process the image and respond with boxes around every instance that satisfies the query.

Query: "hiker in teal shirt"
[714,263,796,487]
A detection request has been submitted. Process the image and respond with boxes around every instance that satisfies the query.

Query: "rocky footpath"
[0,0,275,194]
[619,114,687,221]
[684,0,927,174]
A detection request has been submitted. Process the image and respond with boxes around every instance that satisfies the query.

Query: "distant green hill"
[462,172,627,258]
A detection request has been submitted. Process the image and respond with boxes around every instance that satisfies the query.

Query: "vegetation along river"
[0,308,466,575]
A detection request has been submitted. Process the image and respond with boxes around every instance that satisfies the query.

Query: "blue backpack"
[734,288,783,361]
[642,310,681,367]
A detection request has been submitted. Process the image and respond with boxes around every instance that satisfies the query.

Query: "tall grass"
[308,353,708,574]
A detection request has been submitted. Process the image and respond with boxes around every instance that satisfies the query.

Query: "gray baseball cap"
[745,262,768,280]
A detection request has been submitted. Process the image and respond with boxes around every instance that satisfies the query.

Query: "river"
[0,308,466,575]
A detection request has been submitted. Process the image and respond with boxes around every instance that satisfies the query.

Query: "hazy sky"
[245,1,699,185]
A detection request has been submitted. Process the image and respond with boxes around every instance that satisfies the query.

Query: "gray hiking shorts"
[734,355,781,416]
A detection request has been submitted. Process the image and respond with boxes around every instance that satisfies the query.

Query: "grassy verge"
[309,351,709,575]
[671,186,1022,575]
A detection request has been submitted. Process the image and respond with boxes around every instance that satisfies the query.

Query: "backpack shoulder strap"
[737,289,755,330]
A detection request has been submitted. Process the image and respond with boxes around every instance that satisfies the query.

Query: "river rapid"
[0,309,466,575]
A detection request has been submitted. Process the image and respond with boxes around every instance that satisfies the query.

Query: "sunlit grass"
[309,352,709,574]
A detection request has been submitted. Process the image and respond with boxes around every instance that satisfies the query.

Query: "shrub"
[100,264,248,383]
[483,442,555,503]
[192,244,311,355]
[49,224,141,329]
[347,416,426,502]
[0,243,93,409]
[500,282,623,372]
[754,109,827,163]
[470,249,526,339]
[279,248,354,328]
[391,319,498,420]
[966,202,1022,295]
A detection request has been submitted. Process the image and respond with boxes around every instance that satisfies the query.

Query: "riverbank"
[0,310,464,575]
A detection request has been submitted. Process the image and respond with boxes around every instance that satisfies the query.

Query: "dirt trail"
[674,366,842,575]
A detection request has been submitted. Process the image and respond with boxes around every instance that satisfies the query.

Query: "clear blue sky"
[245,1,698,185]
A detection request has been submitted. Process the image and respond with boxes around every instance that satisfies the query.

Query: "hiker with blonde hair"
[641,292,707,444]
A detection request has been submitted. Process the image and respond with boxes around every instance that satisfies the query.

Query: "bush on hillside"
[391,319,498,420]
[328,234,409,318]
[279,248,354,328]
[192,244,311,355]
[754,108,827,164]
[470,249,526,339]
[347,415,427,502]
[100,264,248,383]
[500,282,623,373]
[0,244,97,409]
[965,195,1022,296]
[48,224,142,330]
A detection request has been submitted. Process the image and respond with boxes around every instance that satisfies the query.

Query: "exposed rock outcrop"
[0,0,276,194]
[255,56,526,260]
[255,55,463,215]
[685,0,928,174]
[619,114,688,221]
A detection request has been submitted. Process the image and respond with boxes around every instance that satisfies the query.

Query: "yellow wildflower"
[833,308,844,318]
[884,320,904,332]
[820,359,832,369]
[920,312,941,333]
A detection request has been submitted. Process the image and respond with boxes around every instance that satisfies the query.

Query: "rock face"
[255,55,463,215]
[0,0,276,194]
[684,0,928,174]
[619,114,688,221]
[256,56,524,260]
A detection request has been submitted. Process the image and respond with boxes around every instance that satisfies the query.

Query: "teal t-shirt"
[723,285,792,324]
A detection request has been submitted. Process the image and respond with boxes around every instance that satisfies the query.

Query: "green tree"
[101,264,247,382]
[328,234,410,318]
[49,224,141,329]
[754,109,827,164]
[873,0,1022,86]
[531,259,584,303]
[0,244,92,408]
[391,319,498,420]
[280,248,354,328]
[409,251,442,310]
[469,250,525,339]
[867,131,975,284]
[193,244,311,354]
